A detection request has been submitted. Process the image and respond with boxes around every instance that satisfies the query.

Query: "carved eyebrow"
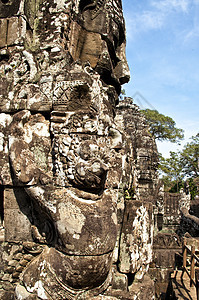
[79,0,96,12]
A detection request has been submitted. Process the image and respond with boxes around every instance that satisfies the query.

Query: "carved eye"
[1,0,10,3]
[79,0,96,12]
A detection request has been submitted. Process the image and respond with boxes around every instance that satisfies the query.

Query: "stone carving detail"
[0,1,158,299]
[153,233,181,249]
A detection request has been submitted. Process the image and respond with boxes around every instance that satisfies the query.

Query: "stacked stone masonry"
[0,0,158,299]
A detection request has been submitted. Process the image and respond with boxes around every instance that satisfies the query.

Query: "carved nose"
[114,43,130,85]
[119,57,130,85]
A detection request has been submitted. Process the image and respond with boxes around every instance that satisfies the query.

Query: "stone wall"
[151,187,193,298]
[154,187,191,235]
[149,233,181,299]
[116,98,159,202]
[0,1,158,299]
[178,207,199,237]
[0,97,159,299]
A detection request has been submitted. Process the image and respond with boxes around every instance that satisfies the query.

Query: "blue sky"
[122,0,199,157]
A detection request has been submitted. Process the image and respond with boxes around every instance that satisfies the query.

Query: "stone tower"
[0,1,158,299]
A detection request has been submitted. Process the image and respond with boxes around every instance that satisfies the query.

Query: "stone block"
[112,268,128,291]
[4,208,32,242]
[3,187,33,242]
[149,267,173,283]
[153,249,176,268]
[7,17,26,46]
[149,267,173,298]
[119,201,153,274]
[128,274,155,299]
[0,19,7,48]
[7,17,19,46]
[4,187,31,210]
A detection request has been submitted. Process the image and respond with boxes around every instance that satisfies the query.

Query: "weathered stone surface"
[115,98,159,201]
[15,285,33,300]
[0,19,7,48]
[112,266,128,291]
[153,183,191,236]
[128,274,155,299]
[153,250,176,268]
[0,114,13,185]
[22,246,113,298]
[0,291,15,300]
[0,0,21,18]
[8,260,18,267]
[4,188,32,242]
[153,233,181,249]
[104,274,155,300]
[0,0,159,299]
[119,201,153,278]
[4,209,32,242]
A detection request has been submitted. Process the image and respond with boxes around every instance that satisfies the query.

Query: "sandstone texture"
[0,0,158,299]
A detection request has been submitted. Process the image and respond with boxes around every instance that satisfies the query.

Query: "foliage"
[169,181,184,193]
[119,88,126,100]
[159,151,183,192]
[180,133,199,178]
[124,185,136,200]
[160,175,174,192]
[158,134,199,195]
[160,175,184,193]
[121,89,126,96]
[188,178,198,200]
[141,109,184,143]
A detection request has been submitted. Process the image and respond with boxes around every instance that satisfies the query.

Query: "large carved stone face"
[4,65,124,295]
[0,0,131,297]
[70,0,130,94]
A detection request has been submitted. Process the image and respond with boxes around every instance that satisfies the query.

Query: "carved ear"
[79,0,96,13]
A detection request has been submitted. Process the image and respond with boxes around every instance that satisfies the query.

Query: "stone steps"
[170,270,198,300]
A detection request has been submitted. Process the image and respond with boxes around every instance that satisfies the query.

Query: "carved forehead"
[79,0,122,11]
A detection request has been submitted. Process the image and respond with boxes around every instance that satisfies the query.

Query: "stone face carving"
[0,1,158,299]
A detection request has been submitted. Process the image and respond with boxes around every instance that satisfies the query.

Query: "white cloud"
[183,0,199,42]
[151,0,190,13]
[124,0,192,41]
[125,10,165,40]
[184,27,199,41]
[139,11,165,29]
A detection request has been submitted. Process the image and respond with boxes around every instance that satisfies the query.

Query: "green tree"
[181,133,199,178]
[159,151,183,192]
[141,109,184,143]
[188,178,198,200]
[119,88,126,100]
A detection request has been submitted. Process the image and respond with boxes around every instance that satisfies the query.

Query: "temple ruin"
[1,0,199,299]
